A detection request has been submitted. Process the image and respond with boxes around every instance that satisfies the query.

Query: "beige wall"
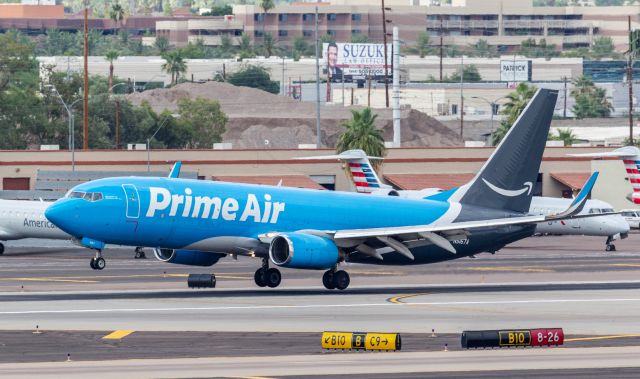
[0,147,631,208]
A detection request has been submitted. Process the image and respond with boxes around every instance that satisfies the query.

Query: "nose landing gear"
[134,247,146,259]
[90,251,106,270]
[605,236,616,252]
[254,258,282,288]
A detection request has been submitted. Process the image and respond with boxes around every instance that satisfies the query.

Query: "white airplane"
[0,199,68,254]
[0,198,147,258]
[298,149,630,251]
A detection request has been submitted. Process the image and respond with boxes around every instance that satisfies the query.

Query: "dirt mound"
[126,81,462,148]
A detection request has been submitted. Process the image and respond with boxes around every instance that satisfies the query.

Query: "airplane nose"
[45,200,77,236]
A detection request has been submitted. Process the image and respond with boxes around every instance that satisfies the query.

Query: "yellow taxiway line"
[102,330,135,340]
[388,293,429,304]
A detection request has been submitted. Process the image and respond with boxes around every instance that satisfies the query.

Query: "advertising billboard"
[500,60,532,82]
[323,43,392,79]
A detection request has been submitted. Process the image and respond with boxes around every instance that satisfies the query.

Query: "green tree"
[570,75,613,118]
[155,35,171,53]
[518,38,558,59]
[180,39,207,59]
[239,32,253,55]
[492,82,538,145]
[227,64,280,94]
[336,108,386,171]
[594,0,624,5]
[262,32,275,58]
[260,0,275,39]
[351,34,369,43]
[105,50,120,93]
[201,5,233,16]
[591,36,616,59]
[161,50,187,86]
[109,1,126,36]
[467,39,497,58]
[177,97,228,148]
[407,31,431,58]
[449,65,482,82]
[553,128,578,146]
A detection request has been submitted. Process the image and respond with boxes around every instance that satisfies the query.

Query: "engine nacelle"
[153,248,225,267]
[269,232,339,269]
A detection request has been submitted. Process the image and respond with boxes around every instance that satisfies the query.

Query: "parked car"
[621,209,640,229]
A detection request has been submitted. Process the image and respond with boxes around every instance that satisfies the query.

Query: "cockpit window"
[588,208,602,214]
[68,191,85,199]
[91,192,103,201]
[602,208,614,213]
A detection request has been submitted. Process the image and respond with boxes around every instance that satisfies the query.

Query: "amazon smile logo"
[482,178,532,197]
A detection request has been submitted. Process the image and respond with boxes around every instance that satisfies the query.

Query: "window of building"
[327,30,336,37]
[327,13,337,21]
[352,14,361,21]
[352,29,361,35]
[303,30,313,37]
[279,30,288,37]
[254,14,264,22]
[254,30,264,37]
[303,13,314,21]
[279,14,288,22]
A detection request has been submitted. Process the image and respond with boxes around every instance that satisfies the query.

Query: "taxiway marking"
[3,297,640,315]
[388,293,429,304]
[103,330,135,340]
[0,278,98,283]
[565,334,640,342]
[465,266,553,273]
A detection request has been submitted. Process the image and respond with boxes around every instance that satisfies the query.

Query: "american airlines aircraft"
[298,149,629,251]
[44,89,612,290]
[0,199,68,254]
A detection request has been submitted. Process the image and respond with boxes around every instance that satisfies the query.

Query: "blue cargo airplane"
[45,89,601,290]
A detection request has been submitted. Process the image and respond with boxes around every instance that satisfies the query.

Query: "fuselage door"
[122,184,140,219]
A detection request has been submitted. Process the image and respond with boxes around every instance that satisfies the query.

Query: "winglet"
[168,162,182,178]
[548,171,598,220]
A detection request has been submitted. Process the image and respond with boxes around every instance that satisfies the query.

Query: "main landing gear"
[89,251,106,270]
[322,268,350,290]
[254,258,282,288]
[605,236,616,252]
[134,247,147,259]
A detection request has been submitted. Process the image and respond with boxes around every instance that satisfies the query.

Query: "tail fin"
[295,150,390,193]
[570,146,640,205]
[450,88,558,214]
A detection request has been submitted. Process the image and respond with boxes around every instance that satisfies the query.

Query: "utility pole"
[563,76,567,118]
[439,16,443,82]
[460,55,464,137]
[381,0,390,108]
[83,0,89,150]
[115,99,120,148]
[315,6,321,148]
[392,26,401,147]
[367,73,372,107]
[628,16,634,145]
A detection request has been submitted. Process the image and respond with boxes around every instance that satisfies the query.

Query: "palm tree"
[492,82,537,145]
[262,33,275,58]
[468,39,496,58]
[555,128,578,146]
[109,1,126,36]
[260,0,275,43]
[154,35,171,53]
[162,50,187,86]
[105,50,120,93]
[336,108,386,171]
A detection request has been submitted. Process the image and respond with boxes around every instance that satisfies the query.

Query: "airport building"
[0,147,634,210]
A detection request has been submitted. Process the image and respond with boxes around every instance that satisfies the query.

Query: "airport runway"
[1,234,640,377]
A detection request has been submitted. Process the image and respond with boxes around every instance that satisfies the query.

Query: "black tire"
[254,268,267,287]
[266,268,282,288]
[333,270,350,290]
[606,245,613,252]
[94,257,106,270]
[322,271,336,290]
[0,243,4,255]
[89,258,96,270]
[609,244,616,252]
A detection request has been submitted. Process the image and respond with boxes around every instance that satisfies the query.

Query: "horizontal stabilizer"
[168,162,182,178]
[546,171,598,220]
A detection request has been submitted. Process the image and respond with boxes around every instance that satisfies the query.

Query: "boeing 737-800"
[44,89,611,290]
[298,149,629,251]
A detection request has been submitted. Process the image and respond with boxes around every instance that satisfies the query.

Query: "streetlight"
[471,95,508,142]
[50,86,82,172]
[147,114,180,172]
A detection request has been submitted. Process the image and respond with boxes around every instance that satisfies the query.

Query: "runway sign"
[462,328,564,349]
[322,332,401,351]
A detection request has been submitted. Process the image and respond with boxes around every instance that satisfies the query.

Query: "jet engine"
[153,248,226,267]
[269,232,340,269]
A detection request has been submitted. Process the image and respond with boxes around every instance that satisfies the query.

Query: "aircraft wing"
[334,173,600,240]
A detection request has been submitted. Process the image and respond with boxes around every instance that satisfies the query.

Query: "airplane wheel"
[254,268,267,287]
[134,248,146,259]
[90,258,96,270]
[606,244,616,252]
[0,242,4,255]
[333,270,350,291]
[94,257,106,270]
[322,270,336,290]
[265,268,282,288]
